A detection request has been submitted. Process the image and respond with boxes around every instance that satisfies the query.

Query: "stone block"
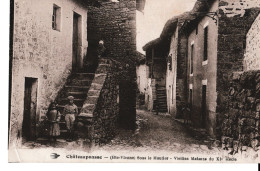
[256,103,260,112]
[232,72,243,81]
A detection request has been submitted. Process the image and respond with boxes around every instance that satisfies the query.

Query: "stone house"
[143,0,260,139]
[143,38,168,112]
[182,0,260,138]
[10,0,89,148]
[9,0,145,149]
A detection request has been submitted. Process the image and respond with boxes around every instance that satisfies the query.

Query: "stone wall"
[221,71,260,151]
[216,0,260,138]
[166,28,178,117]
[9,0,88,148]
[176,31,188,118]
[86,0,137,128]
[244,13,260,71]
[77,59,119,145]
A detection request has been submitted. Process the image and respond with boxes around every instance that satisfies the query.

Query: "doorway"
[72,12,82,71]
[201,85,207,128]
[119,80,136,130]
[22,77,38,141]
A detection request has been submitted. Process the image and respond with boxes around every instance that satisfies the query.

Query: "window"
[190,44,194,75]
[167,54,172,71]
[203,26,208,61]
[52,5,61,31]
[196,25,198,35]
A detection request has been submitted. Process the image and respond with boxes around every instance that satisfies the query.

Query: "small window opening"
[52,5,61,31]
[190,44,194,75]
[203,26,208,61]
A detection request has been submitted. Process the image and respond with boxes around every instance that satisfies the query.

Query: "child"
[47,102,61,146]
[63,96,78,141]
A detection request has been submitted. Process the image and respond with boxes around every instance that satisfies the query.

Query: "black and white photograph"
[7,0,260,163]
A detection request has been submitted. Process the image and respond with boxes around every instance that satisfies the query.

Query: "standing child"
[47,102,61,146]
[63,96,78,141]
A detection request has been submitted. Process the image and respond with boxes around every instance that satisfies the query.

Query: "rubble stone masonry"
[87,0,137,129]
[221,71,260,150]
[216,0,260,138]
[77,59,119,145]
[244,13,260,71]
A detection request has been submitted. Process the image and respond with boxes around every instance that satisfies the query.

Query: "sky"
[136,0,197,54]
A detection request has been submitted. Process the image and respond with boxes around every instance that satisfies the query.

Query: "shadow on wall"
[84,44,98,73]
[118,80,137,130]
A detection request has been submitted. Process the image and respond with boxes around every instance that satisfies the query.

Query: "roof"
[142,38,161,51]
[180,0,216,34]
[136,51,146,65]
[142,0,216,51]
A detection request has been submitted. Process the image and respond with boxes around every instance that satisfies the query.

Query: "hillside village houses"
[141,0,260,144]
[9,0,145,149]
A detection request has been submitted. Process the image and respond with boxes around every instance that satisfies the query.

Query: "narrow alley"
[98,110,220,155]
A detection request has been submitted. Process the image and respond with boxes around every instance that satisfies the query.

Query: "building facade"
[9,0,145,149]
[143,39,168,112]
[185,0,218,136]
[10,0,88,148]
[143,0,260,139]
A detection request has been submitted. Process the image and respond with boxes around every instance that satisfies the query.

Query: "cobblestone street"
[98,109,221,155]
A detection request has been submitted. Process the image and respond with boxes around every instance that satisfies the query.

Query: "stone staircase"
[55,72,95,138]
[156,86,167,113]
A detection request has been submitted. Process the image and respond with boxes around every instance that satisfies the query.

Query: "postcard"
[8,0,260,163]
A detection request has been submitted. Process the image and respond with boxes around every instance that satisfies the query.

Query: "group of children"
[46,96,78,145]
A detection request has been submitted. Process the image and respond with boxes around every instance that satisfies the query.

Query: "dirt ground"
[20,109,260,162]
[97,109,221,155]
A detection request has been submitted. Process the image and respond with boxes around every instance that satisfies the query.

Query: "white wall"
[136,64,147,93]
[10,0,88,148]
[244,13,260,71]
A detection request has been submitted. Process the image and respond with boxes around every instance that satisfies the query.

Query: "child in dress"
[47,102,61,146]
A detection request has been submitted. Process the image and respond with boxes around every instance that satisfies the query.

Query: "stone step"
[157,96,167,98]
[64,91,87,99]
[67,79,92,86]
[57,98,85,106]
[157,91,166,93]
[87,90,100,96]
[157,100,166,102]
[80,104,95,113]
[72,73,95,79]
[99,58,111,64]
[56,105,82,112]
[64,85,90,92]
[96,64,110,74]
[157,88,166,90]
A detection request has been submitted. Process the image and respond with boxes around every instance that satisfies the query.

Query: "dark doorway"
[189,89,193,108]
[118,80,136,130]
[72,12,82,71]
[201,85,207,128]
[22,78,38,141]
